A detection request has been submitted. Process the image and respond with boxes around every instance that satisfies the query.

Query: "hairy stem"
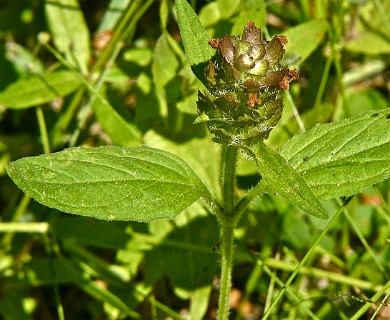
[217,144,239,319]
[220,144,238,217]
[217,219,236,320]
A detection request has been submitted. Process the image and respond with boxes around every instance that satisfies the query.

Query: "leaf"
[252,142,328,219]
[45,0,91,74]
[283,19,328,64]
[190,286,213,320]
[175,0,214,84]
[143,212,219,292]
[4,42,45,76]
[341,89,389,118]
[279,110,390,200]
[15,256,84,285]
[0,70,82,109]
[199,2,221,37]
[51,215,129,249]
[231,0,266,35]
[92,86,142,147]
[145,131,220,199]
[6,146,209,222]
[218,0,240,19]
[153,33,181,115]
[344,32,390,55]
[345,0,390,55]
[152,33,199,116]
[97,0,131,31]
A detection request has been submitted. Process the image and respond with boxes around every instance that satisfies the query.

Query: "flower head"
[196,21,298,146]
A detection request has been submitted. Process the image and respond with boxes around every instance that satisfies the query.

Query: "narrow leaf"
[279,110,390,200]
[253,142,328,219]
[0,70,81,109]
[231,0,266,35]
[92,86,142,147]
[97,0,131,31]
[6,146,209,222]
[218,0,240,19]
[283,19,328,64]
[45,0,91,74]
[175,0,214,84]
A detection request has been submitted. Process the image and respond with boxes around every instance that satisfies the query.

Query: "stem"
[36,106,51,154]
[220,144,238,216]
[217,144,239,319]
[217,219,236,320]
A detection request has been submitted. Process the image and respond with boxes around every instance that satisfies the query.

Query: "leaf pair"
[7,109,390,222]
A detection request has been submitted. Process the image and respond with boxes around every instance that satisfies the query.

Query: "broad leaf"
[144,131,220,200]
[0,70,81,109]
[253,142,328,219]
[45,0,91,74]
[175,0,214,85]
[279,110,390,200]
[6,146,209,222]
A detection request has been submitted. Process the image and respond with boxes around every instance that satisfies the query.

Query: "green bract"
[196,21,298,146]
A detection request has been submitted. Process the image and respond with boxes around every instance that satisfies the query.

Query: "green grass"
[0,0,390,319]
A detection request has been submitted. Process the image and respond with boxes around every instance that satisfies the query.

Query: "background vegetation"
[0,0,390,319]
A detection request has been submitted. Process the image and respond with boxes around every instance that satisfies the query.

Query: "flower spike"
[196,21,298,146]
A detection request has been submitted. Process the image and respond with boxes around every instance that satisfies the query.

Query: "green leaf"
[97,0,131,31]
[345,0,390,55]
[45,0,91,74]
[6,146,209,222]
[279,110,390,200]
[344,32,390,55]
[144,211,219,292]
[145,131,220,199]
[152,33,199,116]
[175,0,214,84]
[15,256,84,285]
[283,19,328,64]
[218,0,240,19]
[153,33,181,115]
[92,86,142,147]
[231,0,266,35]
[252,142,328,219]
[4,43,44,76]
[0,70,82,109]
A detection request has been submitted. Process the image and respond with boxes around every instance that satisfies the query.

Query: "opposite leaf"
[279,110,390,200]
[6,146,209,222]
[253,142,328,219]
